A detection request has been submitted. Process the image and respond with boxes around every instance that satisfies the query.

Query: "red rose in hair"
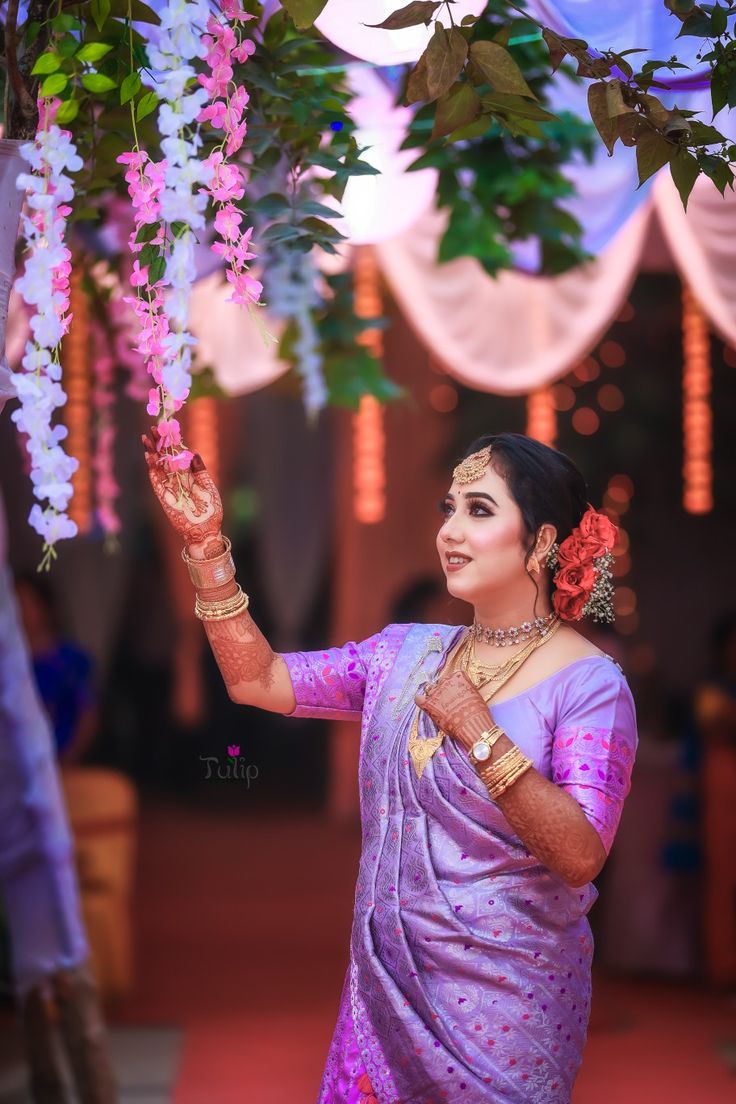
[557,532,594,568]
[552,561,596,622]
[577,508,618,557]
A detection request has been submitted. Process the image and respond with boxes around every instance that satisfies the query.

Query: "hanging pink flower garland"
[11,98,82,568]
[118,0,260,473]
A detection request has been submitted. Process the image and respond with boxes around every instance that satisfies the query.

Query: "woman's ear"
[534,522,558,562]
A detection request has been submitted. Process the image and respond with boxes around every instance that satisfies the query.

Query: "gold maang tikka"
[452,445,492,485]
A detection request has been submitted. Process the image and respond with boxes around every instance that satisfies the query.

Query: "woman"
[143,430,637,1104]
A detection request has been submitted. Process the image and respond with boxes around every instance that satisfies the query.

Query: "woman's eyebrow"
[463,491,498,507]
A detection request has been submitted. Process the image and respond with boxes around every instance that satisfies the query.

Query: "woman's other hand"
[414,670,490,754]
[142,426,224,557]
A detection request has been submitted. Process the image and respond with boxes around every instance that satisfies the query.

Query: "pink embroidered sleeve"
[279,632,383,721]
[551,662,638,855]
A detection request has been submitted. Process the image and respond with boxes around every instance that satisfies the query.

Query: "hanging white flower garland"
[11,100,82,568]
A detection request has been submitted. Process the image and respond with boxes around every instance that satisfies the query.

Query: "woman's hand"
[414,670,490,755]
[142,426,224,557]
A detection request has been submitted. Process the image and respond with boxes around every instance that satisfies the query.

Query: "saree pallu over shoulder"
[281,624,638,1104]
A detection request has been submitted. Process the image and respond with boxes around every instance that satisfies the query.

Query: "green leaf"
[432,82,482,140]
[148,256,166,284]
[90,0,111,31]
[700,154,734,194]
[135,222,162,244]
[81,72,117,93]
[297,200,342,219]
[252,193,293,218]
[76,42,114,63]
[260,223,308,243]
[40,73,69,97]
[57,36,81,59]
[424,25,468,103]
[670,147,700,209]
[31,53,61,76]
[138,244,160,266]
[711,69,729,118]
[481,93,557,122]
[677,10,714,36]
[298,216,343,241]
[120,72,142,105]
[366,1,440,30]
[663,0,696,17]
[281,0,329,30]
[587,81,618,155]
[688,120,726,146]
[136,91,158,121]
[635,128,675,186]
[52,13,83,32]
[468,40,536,99]
[55,99,80,125]
[711,3,728,36]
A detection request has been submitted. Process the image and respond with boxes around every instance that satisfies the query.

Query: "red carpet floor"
[113,801,736,1104]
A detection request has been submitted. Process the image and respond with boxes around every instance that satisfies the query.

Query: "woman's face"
[436,463,530,603]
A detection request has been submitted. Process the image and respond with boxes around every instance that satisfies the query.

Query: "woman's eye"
[469,503,491,516]
[438,500,453,517]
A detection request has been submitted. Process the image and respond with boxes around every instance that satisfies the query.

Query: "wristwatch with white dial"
[468,724,504,765]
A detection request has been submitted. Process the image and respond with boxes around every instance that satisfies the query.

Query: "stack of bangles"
[475,740,533,801]
[181,536,250,622]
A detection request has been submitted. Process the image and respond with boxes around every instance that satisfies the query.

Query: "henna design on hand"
[204,611,276,693]
[415,670,488,747]
[142,430,223,551]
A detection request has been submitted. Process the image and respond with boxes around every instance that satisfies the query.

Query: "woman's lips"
[445,554,472,573]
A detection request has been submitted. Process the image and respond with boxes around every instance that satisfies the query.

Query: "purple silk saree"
[282,623,637,1104]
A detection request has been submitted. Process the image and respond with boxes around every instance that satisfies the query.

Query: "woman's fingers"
[191,452,206,475]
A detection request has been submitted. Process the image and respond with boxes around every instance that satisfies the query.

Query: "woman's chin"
[444,574,475,600]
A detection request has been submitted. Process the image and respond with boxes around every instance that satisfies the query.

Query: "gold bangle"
[481,752,533,800]
[195,598,249,623]
[478,745,532,798]
[195,592,248,618]
[182,535,236,590]
[195,585,250,621]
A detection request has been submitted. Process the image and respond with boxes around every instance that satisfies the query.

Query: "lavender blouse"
[282,623,637,1104]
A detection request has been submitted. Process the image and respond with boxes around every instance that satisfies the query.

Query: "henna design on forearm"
[204,610,276,693]
[480,734,606,887]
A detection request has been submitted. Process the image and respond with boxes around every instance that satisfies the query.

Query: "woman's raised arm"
[142,430,295,714]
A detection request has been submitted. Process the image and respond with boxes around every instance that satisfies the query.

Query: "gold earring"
[528,555,540,574]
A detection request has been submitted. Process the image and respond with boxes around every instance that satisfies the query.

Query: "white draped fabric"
[376,202,652,394]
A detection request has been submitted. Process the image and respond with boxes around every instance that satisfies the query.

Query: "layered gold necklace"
[408,616,561,779]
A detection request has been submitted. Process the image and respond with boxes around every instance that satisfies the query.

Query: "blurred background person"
[15,573,98,767]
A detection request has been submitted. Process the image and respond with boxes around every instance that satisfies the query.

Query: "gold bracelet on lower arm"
[478,745,533,800]
[194,585,250,622]
[182,535,236,590]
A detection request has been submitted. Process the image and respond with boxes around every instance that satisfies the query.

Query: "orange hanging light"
[187,395,220,489]
[681,285,713,515]
[526,386,556,446]
[353,246,385,524]
[62,264,92,535]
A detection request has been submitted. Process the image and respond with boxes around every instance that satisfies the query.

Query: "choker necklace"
[470,612,556,648]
